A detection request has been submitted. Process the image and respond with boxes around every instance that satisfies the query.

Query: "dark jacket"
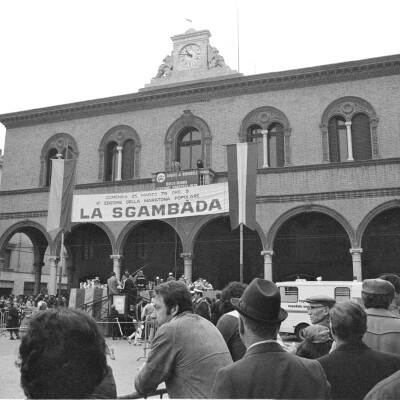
[212,342,331,399]
[317,341,400,400]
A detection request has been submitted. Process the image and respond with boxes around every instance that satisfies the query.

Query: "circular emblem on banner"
[156,173,166,183]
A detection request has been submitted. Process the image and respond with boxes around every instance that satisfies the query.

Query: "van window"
[280,286,298,303]
[335,287,351,302]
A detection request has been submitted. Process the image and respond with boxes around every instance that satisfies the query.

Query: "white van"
[276,280,363,339]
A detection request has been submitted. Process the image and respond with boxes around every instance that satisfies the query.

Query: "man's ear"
[171,304,179,317]
[238,315,245,336]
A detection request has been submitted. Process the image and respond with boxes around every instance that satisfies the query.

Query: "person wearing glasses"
[305,295,336,329]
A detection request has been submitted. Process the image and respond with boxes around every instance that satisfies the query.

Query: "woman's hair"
[220,281,247,314]
[17,308,107,399]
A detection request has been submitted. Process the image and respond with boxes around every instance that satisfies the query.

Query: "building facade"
[1,28,400,294]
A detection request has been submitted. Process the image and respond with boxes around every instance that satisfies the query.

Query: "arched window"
[247,125,263,168]
[268,123,285,168]
[246,122,285,168]
[121,139,135,180]
[165,111,211,171]
[240,107,291,167]
[105,142,118,182]
[99,126,141,182]
[321,97,378,163]
[328,116,348,162]
[40,134,79,187]
[352,113,372,161]
[177,128,202,170]
[45,149,59,186]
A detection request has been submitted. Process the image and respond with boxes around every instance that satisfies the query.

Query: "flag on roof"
[46,158,77,233]
[226,142,258,230]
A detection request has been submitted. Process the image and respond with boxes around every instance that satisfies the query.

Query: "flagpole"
[58,230,64,304]
[240,223,243,283]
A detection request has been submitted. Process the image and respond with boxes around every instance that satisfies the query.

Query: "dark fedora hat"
[231,278,288,323]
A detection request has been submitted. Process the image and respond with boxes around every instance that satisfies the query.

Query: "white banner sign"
[72,182,229,222]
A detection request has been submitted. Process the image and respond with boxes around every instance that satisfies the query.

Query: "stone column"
[261,250,274,281]
[261,130,269,168]
[110,255,123,280]
[67,264,75,293]
[48,256,59,295]
[345,122,354,161]
[33,262,44,294]
[116,146,123,181]
[181,253,194,283]
[350,248,363,281]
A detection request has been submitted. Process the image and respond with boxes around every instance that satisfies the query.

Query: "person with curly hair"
[216,281,248,361]
[17,308,116,399]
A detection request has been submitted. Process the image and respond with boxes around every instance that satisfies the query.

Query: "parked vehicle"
[276,279,363,340]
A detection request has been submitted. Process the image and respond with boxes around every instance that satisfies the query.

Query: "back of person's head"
[17,308,107,399]
[296,324,333,359]
[215,292,221,300]
[362,278,395,309]
[155,280,193,315]
[330,301,367,344]
[220,281,247,314]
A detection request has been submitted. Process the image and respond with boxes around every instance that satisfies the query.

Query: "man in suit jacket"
[317,301,400,400]
[107,272,119,295]
[211,278,331,399]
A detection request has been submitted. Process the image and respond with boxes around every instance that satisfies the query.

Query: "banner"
[72,182,229,223]
[47,159,77,233]
[227,142,258,230]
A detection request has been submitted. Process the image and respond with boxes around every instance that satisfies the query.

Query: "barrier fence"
[0,310,9,336]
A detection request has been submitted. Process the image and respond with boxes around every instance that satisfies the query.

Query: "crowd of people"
[8,272,400,399]
[0,293,68,340]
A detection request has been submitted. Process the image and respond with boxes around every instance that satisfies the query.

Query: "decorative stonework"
[239,106,292,166]
[39,133,79,187]
[98,125,142,181]
[165,110,212,170]
[320,96,379,163]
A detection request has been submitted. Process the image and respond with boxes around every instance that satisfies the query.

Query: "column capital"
[350,248,363,255]
[261,250,274,257]
[261,129,268,135]
[110,254,123,261]
[181,253,194,260]
[345,121,352,127]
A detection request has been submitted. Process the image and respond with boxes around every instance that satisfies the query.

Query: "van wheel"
[295,323,309,341]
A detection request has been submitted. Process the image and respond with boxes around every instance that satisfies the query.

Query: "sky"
[0,0,399,152]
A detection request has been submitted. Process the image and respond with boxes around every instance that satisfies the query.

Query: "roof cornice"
[1,54,400,129]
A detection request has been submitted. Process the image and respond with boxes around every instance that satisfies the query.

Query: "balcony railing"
[152,168,215,190]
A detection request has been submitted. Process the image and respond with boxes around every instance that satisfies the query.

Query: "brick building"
[1,28,400,295]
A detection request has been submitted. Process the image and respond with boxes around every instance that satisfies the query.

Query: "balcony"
[152,168,216,190]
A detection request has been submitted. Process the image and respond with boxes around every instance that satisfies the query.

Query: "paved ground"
[0,329,297,399]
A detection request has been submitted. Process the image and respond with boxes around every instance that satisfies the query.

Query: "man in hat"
[362,278,400,354]
[379,274,400,317]
[134,281,231,398]
[305,295,336,329]
[211,278,331,399]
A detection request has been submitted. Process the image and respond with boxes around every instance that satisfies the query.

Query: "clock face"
[179,43,202,67]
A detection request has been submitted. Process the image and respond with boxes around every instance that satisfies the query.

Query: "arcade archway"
[273,212,352,281]
[194,216,263,289]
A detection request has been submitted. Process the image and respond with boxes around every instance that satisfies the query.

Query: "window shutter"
[352,114,372,161]
[276,124,285,167]
[121,140,135,180]
[328,117,339,162]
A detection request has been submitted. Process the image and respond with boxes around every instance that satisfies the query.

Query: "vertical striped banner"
[46,159,77,233]
[227,142,258,230]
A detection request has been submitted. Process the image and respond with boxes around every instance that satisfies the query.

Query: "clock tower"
[142,28,242,91]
